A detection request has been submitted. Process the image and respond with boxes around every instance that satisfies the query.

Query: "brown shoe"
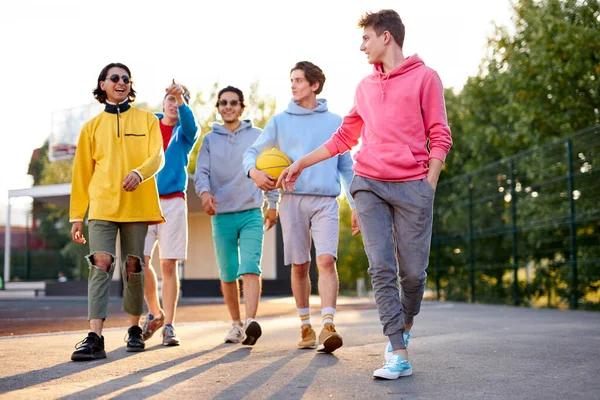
[317,323,343,353]
[141,311,165,341]
[297,324,317,349]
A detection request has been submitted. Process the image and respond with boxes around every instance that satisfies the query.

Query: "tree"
[27,142,71,251]
[337,198,369,294]
[435,0,600,308]
[444,0,600,175]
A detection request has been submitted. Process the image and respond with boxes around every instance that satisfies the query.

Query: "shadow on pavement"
[211,349,307,400]
[0,345,148,394]
[54,344,230,399]
[265,352,340,400]
[89,346,253,399]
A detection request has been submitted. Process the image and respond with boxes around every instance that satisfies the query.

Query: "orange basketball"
[256,148,293,180]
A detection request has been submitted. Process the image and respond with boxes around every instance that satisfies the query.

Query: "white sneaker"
[384,331,411,361]
[224,324,246,343]
[373,354,413,380]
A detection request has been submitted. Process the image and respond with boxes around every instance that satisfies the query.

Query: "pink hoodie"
[324,55,452,182]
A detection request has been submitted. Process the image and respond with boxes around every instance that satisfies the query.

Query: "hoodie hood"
[373,54,424,77]
[373,54,425,101]
[284,98,329,115]
[211,119,254,135]
[194,121,279,213]
[323,52,452,181]
[243,99,356,208]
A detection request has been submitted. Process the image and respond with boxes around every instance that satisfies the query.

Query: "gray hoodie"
[194,120,279,214]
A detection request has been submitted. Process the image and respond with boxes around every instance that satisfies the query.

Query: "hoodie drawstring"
[379,74,390,101]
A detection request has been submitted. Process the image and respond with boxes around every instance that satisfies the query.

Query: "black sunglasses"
[108,74,131,84]
[217,99,240,107]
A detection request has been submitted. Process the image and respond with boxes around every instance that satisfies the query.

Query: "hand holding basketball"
[255,148,292,181]
[250,168,276,191]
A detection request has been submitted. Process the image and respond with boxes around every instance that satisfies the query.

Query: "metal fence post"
[467,175,475,303]
[510,160,520,305]
[25,213,31,281]
[3,195,10,287]
[566,139,578,309]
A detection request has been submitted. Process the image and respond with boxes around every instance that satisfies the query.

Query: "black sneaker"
[126,325,145,352]
[71,332,106,361]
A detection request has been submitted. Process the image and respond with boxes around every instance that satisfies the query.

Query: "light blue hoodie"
[194,120,279,214]
[243,99,355,208]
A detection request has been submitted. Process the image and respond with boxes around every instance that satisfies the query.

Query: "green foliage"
[40,160,72,185]
[3,249,71,281]
[245,81,278,130]
[26,141,71,251]
[35,206,71,250]
[337,198,369,293]
[434,0,600,308]
[135,101,161,114]
[186,82,219,176]
[444,0,600,177]
[60,223,90,280]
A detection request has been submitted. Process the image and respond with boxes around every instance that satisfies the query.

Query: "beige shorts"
[144,197,188,260]
[278,194,339,265]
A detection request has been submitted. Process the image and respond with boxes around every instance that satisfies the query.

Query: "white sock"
[321,307,336,328]
[298,307,311,326]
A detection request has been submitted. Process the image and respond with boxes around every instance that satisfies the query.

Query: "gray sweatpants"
[350,176,435,351]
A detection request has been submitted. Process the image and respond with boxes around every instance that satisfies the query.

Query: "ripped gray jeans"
[86,220,148,319]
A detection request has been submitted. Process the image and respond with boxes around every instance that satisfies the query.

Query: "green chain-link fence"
[1,249,73,282]
[431,125,600,309]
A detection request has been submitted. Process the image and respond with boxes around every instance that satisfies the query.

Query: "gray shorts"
[278,194,339,265]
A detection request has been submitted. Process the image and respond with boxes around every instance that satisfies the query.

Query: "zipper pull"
[117,104,121,137]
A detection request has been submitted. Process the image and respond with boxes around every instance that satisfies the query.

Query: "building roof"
[8,177,204,213]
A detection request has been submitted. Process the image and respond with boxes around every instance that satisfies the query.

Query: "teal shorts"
[211,208,264,282]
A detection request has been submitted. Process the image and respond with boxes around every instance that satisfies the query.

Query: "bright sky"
[0,0,513,225]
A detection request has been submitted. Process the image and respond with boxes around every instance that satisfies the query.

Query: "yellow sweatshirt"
[70,103,165,224]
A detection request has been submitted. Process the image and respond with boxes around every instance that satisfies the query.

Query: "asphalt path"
[0,296,375,337]
[0,300,599,399]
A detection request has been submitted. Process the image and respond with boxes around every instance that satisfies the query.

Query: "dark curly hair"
[93,62,137,104]
[216,86,246,108]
